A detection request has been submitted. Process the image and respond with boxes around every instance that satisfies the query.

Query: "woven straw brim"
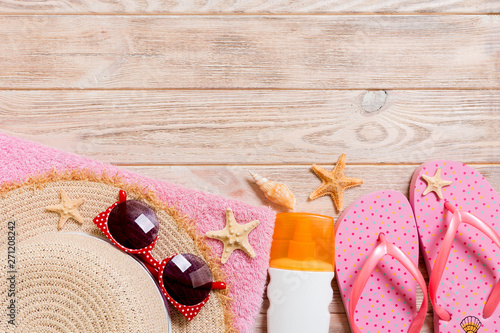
[5,232,170,333]
[1,176,230,333]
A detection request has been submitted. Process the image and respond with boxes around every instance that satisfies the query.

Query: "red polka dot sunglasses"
[93,190,226,321]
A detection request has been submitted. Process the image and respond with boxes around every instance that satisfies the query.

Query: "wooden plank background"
[0,1,499,332]
[1,16,499,89]
[0,0,498,13]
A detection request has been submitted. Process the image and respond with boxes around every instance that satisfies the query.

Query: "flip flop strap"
[349,233,428,333]
[429,201,500,320]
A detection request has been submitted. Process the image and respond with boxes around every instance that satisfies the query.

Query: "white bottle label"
[267,268,334,333]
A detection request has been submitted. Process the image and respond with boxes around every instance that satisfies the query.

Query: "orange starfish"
[309,154,363,211]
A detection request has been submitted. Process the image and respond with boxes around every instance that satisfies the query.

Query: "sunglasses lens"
[107,200,159,250]
[162,253,213,306]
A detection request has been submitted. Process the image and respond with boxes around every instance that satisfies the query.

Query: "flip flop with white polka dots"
[410,161,500,333]
[335,190,427,333]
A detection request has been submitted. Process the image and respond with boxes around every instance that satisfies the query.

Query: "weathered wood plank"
[0,0,497,14]
[122,164,500,220]
[0,16,498,89]
[1,90,499,164]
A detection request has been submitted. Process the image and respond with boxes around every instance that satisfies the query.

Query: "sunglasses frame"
[93,190,225,321]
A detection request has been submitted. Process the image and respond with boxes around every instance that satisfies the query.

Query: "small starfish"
[46,189,85,230]
[421,168,452,200]
[206,208,259,264]
[309,154,363,211]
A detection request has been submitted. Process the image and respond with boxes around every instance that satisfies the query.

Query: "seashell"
[460,316,482,333]
[250,171,295,210]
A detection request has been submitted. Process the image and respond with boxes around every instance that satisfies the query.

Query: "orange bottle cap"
[269,213,334,272]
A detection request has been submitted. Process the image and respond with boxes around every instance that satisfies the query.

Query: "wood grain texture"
[0,0,497,14]
[0,16,499,89]
[1,90,499,164]
[122,164,500,222]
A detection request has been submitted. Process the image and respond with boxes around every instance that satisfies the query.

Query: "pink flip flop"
[410,160,500,333]
[335,190,428,333]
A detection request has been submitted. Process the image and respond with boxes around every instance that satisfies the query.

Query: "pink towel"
[0,132,276,333]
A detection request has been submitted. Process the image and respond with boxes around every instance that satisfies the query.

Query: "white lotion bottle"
[267,213,335,333]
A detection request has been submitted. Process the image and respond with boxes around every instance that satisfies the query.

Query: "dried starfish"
[309,154,363,211]
[46,189,85,230]
[206,208,259,264]
[421,168,452,199]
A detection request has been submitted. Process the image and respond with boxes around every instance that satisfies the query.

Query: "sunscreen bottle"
[267,213,335,333]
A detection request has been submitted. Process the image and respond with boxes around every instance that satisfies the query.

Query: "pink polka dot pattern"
[335,190,420,333]
[410,160,500,333]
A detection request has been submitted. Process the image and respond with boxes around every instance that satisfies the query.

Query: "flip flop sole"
[410,160,500,333]
[335,190,420,333]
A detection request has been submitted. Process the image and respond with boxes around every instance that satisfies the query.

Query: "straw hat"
[1,172,231,333]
